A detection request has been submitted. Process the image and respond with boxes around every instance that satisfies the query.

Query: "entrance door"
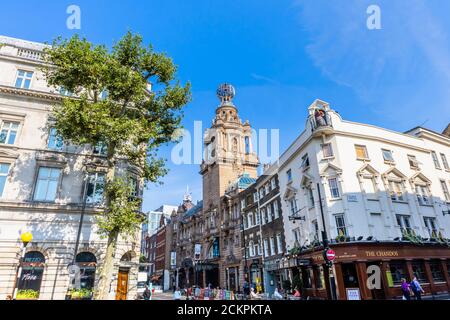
[115,270,129,300]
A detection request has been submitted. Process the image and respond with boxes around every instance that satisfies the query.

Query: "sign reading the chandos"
[365,250,399,258]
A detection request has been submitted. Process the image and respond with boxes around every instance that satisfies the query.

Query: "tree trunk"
[95,229,119,300]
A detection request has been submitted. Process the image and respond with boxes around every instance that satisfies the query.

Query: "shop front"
[292,242,450,300]
[263,259,281,296]
[244,258,264,293]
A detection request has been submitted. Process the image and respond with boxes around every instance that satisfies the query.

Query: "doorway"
[115,269,129,300]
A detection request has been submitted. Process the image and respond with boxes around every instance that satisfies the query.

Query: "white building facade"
[0,36,142,300]
[277,99,450,300]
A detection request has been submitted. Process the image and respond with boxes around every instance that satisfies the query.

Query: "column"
[333,263,345,300]
[440,260,450,293]
[405,260,414,281]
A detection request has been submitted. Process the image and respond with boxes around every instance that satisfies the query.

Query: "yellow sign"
[386,271,394,287]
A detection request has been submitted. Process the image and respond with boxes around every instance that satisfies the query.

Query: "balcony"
[17,48,44,61]
[310,111,333,136]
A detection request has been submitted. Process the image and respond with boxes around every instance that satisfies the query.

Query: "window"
[382,149,394,162]
[273,201,280,219]
[289,198,298,215]
[0,163,10,197]
[429,260,444,282]
[322,143,334,158]
[247,212,253,228]
[276,234,283,254]
[93,142,108,156]
[328,178,340,199]
[243,215,248,229]
[355,145,369,160]
[312,220,319,241]
[388,180,404,201]
[75,252,97,291]
[301,154,310,170]
[396,215,412,234]
[441,180,450,201]
[424,217,438,238]
[86,173,105,205]
[267,204,273,223]
[254,243,260,256]
[262,207,268,224]
[362,177,376,199]
[255,210,261,225]
[270,237,276,256]
[0,121,20,145]
[441,153,449,170]
[389,261,407,285]
[263,239,269,257]
[408,155,419,169]
[244,136,250,154]
[18,251,45,299]
[271,178,276,190]
[249,241,255,257]
[59,87,73,97]
[335,214,347,236]
[34,167,61,202]
[286,169,292,183]
[47,128,64,151]
[129,176,139,198]
[15,70,33,89]
[293,228,300,243]
[266,183,271,194]
[415,185,430,205]
[307,187,315,207]
[241,199,246,209]
[431,151,441,169]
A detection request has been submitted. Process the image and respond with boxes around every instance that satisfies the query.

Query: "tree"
[42,32,191,300]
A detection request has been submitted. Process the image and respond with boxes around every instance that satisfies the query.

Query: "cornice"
[0,85,62,102]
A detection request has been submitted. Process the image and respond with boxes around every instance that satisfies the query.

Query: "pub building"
[283,241,450,300]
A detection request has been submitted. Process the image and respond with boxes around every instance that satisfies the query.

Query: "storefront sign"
[347,194,358,202]
[296,259,311,266]
[346,288,361,300]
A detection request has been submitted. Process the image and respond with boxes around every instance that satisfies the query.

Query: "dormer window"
[382,149,394,163]
[388,180,405,201]
[355,145,369,160]
[322,143,334,158]
[301,154,310,170]
[286,169,292,183]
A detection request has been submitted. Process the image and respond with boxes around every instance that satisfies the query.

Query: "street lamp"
[12,232,33,299]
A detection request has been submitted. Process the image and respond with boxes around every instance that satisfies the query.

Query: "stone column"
[355,262,371,300]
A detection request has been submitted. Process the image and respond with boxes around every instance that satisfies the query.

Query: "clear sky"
[1,0,449,211]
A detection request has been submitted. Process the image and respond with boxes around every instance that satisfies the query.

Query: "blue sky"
[1,0,449,211]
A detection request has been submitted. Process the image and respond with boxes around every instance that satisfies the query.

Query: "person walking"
[410,276,425,300]
[273,287,283,300]
[173,287,182,300]
[401,278,411,300]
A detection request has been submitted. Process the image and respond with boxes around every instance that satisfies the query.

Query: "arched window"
[76,252,97,291]
[17,251,45,299]
[232,138,238,153]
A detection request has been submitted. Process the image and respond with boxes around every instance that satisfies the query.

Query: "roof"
[237,173,256,189]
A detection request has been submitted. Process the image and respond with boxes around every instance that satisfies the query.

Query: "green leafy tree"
[42,32,191,300]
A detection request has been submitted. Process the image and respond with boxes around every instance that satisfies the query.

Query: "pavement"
[150,291,186,300]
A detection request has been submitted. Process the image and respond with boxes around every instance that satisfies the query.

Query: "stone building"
[277,99,450,300]
[0,36,142,300]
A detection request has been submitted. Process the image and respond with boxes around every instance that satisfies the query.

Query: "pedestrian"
[250,287,261,300]
[186,286,192,300]
[194,285,201,299]
[243,281,250,300]
[293,288,301,299]
[173,287,182,300]
[410,276,425,300]
[401,278,411,300]
[143,285,151,300]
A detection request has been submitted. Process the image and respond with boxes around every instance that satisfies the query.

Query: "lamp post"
[12,232,33,299]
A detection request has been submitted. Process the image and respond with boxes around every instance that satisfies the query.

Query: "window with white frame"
[424,217,438,238]
[335,214,347,236]
[86,172,105,205]
[273,200,280,219]
[271,178,276,190]
[270,237,276,256]
[441,180,450,201]
[255,210,261,225]
[15,70,33,89]
[441,153,449,170]
[249,240,255,257]
[293,228,300,243]
[388,180,405,201]
[301,154,310,170]
[312,220,319,241]
[0,121,20,145]
[382,149,395,162]
[254,242,260,256]
[267,204,273,223]
[276,234,283,254]
[415,184,430,205]
[0,163,10,197]
[266,183,271,194]
[253,192,258,202]
[259,187,265,199]
[286,169,292,183]
[322,143,334,158]
[328,178,340,199]
[408,155,419,169]
[431,151,441,169]
[241,198,246,209]
[263,238,269,257]
[34,167,61,202]
[47,128,64,151]
[396,215,412,234]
